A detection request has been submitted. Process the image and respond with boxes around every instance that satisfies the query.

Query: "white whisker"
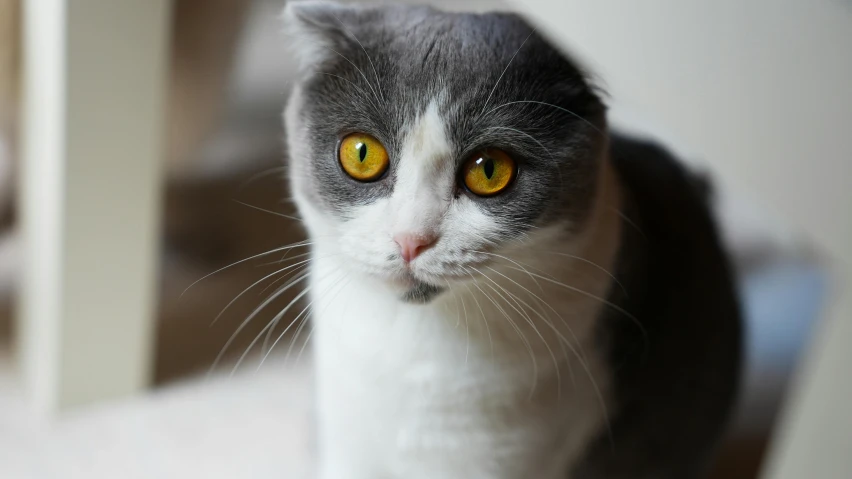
[211,257,314,327]
[545,251,627,297]
[208,273,309,376]
[236,166,287,192]
[608,205,646,240]
[481,100,602,135]
[483,266,612,439]
[509,267,647,344]
[262,273,351,369]
[282,300,315,368]
[232,295,312,377]
[472,266,560,399]
[329,12,385,101]
[475,250,543,292]
[478,30,536,119]
[181,241,313,297]
[320,44,383,109]
[464,266,539,399]
[485,125,564,189]
[462,281,493,360]
[253,294,313,373]
[315,71,374,99]
[233,199,301,222]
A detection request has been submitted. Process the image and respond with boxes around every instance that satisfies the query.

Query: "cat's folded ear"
[282,1,359,74]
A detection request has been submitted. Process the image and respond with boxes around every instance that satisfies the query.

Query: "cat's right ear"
[282,1,354,74]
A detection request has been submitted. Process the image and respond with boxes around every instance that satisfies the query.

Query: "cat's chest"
[315,332,594,479]
[310,267,611,479]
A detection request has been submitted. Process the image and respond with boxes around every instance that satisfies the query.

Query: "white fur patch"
[389,99,455,241]
[400,100,453,171]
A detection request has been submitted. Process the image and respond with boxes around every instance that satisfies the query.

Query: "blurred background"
[0,0,849,478]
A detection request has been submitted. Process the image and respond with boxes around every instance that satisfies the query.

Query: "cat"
[283,2,741,478]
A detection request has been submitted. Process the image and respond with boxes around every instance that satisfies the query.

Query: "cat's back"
[574,133,743,478]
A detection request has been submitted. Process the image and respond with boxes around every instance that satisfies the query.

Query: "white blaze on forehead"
[391,99,455,234]
[398,99,453,177]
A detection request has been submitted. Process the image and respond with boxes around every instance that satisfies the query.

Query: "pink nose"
[394,233,437,263]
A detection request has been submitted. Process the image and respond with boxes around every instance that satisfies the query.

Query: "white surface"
[20,0,170,413]
[511,1,852,477]
[0,354,314,479]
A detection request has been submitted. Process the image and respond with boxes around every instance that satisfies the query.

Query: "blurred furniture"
[18,0,253,415]
[20,0,170,414]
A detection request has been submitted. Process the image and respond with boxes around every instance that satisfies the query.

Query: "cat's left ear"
[282,1,360,74]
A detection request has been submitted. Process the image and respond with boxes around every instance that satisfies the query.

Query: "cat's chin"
[399,281,444,304]
[383,273,444,304]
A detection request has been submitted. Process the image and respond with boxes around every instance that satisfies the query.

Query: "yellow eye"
[463,149,516,196]
[339,133,389,181]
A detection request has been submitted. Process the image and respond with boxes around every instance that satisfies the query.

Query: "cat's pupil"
[484,158,495,179]
[358,143,367,162]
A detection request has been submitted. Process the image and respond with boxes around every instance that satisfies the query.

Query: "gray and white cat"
[283,2,741,478]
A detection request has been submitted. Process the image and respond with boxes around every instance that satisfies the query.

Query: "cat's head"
[284,1,608,303]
